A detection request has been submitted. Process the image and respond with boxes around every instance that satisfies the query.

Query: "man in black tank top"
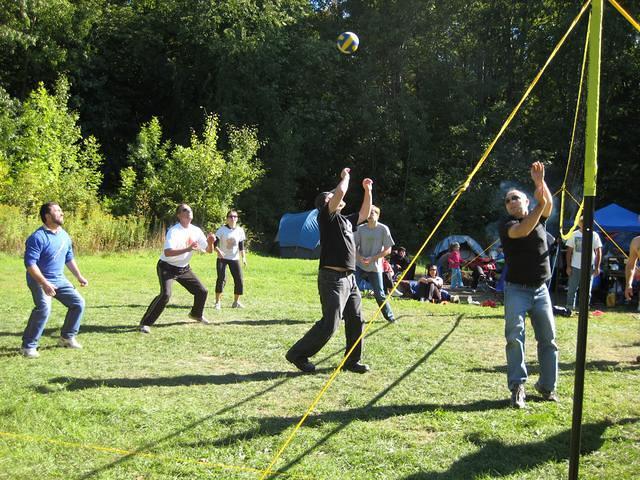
[286,168,373,374]
[499,162,558,408]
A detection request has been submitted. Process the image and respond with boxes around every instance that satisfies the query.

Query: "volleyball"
[336,32,359,55]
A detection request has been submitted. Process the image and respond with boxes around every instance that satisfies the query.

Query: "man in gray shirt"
[355,205,396,323]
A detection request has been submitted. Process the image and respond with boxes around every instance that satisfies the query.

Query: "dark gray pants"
[140,260,208,326]
[287,268,364,365]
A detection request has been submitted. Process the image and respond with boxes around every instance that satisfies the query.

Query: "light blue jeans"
[504,282,558,392]
[23,275,85,349]
[450,267,463,288]
[565,267,594,311]
[355,267,395,322]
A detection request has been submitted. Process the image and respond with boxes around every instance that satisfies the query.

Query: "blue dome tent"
[276,210,320,259]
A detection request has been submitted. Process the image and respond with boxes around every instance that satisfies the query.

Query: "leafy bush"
[112,115,263,227]
[0,78,103,214]
[0,203,161,254]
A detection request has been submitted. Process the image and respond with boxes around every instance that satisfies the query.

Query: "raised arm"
[328,168,351,213]
[357,178,373,225]
[531,161,553,218]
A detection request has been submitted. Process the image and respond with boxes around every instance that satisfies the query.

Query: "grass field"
[0,251,639,479]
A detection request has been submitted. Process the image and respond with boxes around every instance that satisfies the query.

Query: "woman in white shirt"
[209,210,247,309]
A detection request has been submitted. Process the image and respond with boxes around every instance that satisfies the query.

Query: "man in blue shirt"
[22,202,88,358]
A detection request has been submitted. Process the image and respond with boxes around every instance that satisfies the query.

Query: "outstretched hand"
[362,177,373,190]
[340,167,351,179]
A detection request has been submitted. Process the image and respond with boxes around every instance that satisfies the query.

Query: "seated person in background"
[382,257,395,294]
[417,265,444,302]
[390,246,416,280]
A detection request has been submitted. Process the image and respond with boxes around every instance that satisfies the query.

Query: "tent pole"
[568,1,602,479]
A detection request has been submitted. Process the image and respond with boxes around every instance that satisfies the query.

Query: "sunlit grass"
[0,252,638,479]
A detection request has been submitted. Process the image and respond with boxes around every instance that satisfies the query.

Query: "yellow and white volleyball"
[336,32,359,55]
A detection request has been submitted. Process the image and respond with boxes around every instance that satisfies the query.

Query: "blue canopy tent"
[593,203,640,254]
[594,203,640,233]
[276,209,320,259]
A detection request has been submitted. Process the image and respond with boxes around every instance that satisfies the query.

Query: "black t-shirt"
[499,215,551,285]
[318,206,359,271]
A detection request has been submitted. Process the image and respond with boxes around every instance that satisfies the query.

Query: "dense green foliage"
[0,252,639,478]
[0,0,638,249]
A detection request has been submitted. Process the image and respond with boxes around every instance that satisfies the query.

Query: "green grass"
[0,252,639,479]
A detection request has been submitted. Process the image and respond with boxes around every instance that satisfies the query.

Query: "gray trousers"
[287,268,364,365]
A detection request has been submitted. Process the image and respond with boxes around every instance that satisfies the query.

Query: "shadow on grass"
[257,315,465,474]
[74,324,391,479]
[469,359,640,374]
[193,398,508,449]
[223,319,309,326]
[36,369,335,393]
[401,417,638,480]
[0,320,208,338]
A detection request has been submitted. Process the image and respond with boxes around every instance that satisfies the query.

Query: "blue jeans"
[23,275,85,349]
[504,282,558,392]
[565,267,594,311]
[355,267,395,322]
[450,268,463,288]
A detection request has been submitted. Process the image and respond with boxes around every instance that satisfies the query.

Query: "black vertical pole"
[568,1,602,478]
[568,196,595,479]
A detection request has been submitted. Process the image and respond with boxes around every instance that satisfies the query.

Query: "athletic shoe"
[343,362,370,374]
[285,352,316,373]
[214,302,222,310]
[188,314,210,324]
[385,316,396,323]
[510,384,526,409]
[231,301,244,309]
[21,347,39,358]
[534,382,558,402]
[391,289,403,297]
[140,325,151,334]
[58,336,82,349]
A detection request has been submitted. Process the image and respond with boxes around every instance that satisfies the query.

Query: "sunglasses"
[504,195,521,204]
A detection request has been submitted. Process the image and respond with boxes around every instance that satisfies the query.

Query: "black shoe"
[286,352,316,373]
[343,362,370,374]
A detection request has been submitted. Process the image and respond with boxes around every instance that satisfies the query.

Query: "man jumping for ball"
[286,167,372,374]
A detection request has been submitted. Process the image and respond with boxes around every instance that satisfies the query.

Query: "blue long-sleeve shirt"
[24,227,74,281]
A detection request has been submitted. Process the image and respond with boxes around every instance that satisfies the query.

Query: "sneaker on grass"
[231,301,244,309]
[21,347,39,358]
[510,384,526,409]
[534,382,558,402]
[188,314,210,324]
[140,325,151,334]
[58,336,82,349]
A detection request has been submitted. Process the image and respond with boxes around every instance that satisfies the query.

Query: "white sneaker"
[391,289,403,297]
[231,301,244,309]
[214,302,222,310]
[21,347,39,358]
[58,336,82,349]
[140,325,151,334]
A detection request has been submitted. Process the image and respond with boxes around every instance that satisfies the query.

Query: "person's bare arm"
[328,168,351,213]
[625,237,640,300]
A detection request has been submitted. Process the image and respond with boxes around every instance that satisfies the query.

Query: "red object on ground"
[481,300,497,307]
